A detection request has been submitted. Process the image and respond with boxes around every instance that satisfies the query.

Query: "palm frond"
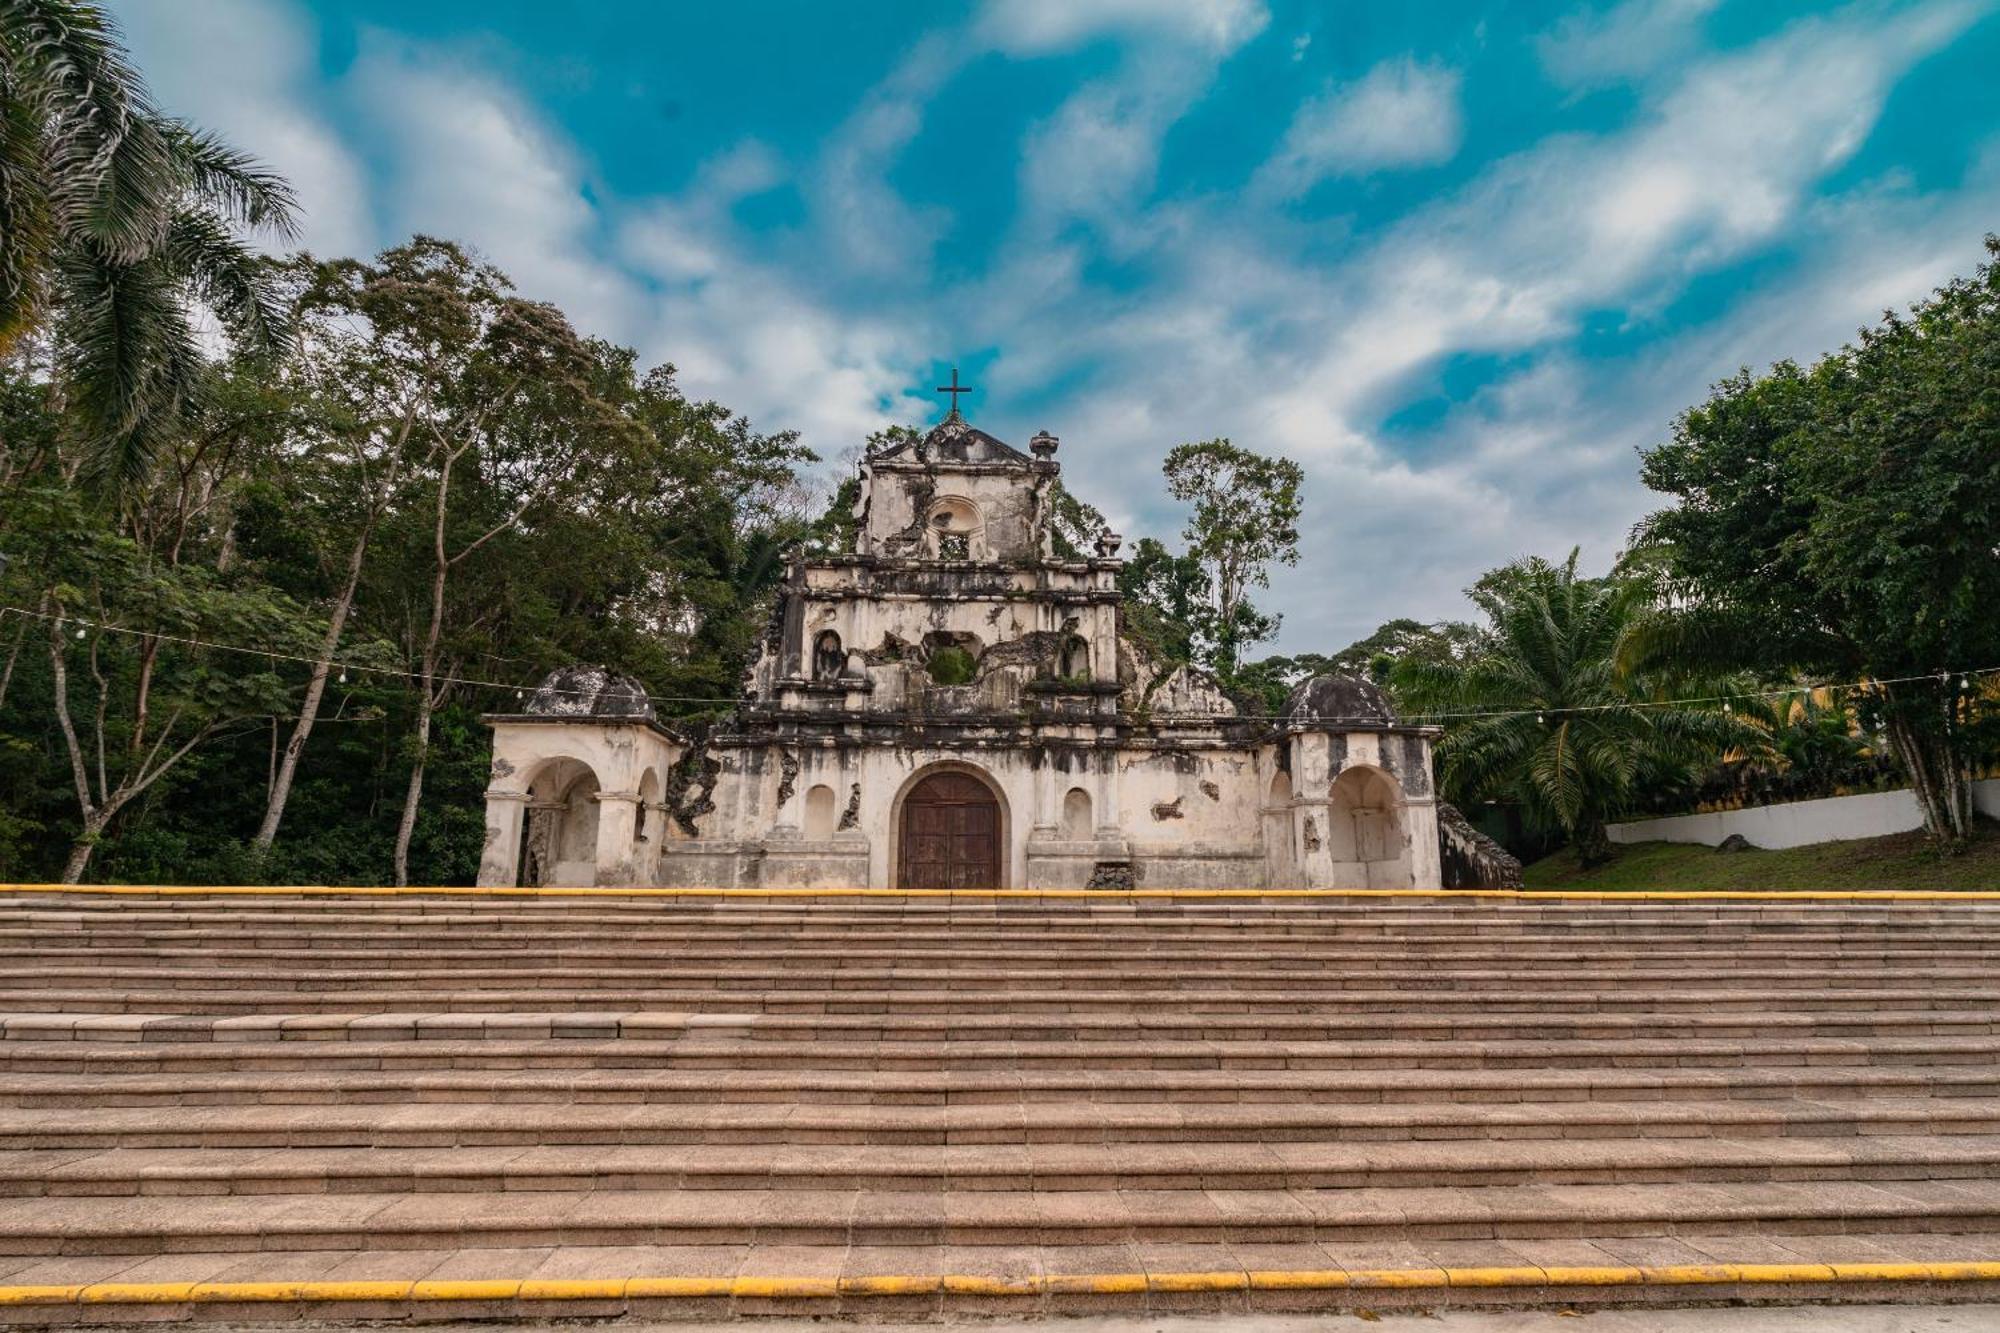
[0,74,52,342]
[54,243,203,480]
[158,119,298,239]
[2,0,171,261]
[163,208,288,351]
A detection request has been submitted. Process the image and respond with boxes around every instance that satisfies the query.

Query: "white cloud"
[1011,0,1267,239]
[1281,1,1982,435]
[1537,0,1722,90]
[808,33,962,282]
[976,0,1267,57]
[1255,57,1464,196]
[341,36,642,343]
[113,0,372,256]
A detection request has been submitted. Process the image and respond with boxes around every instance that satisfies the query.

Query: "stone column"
[1404,797,1442,889]
[1290,733,1335,888]
[1094,749,1123,838]
[592,791,643,886]
[639,802,673,883]
[477,791,528,887]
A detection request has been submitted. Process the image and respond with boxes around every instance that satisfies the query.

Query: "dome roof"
[524,666,655,721]
[1282,674,1397,728]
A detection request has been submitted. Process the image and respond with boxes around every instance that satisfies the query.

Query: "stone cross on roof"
[934,366,973,416]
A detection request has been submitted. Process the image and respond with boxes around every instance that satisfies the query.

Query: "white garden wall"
[1607,780,2000,850]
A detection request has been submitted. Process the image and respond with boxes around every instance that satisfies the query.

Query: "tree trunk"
[392,454,456,887]
[254,522,373,852]
[60,823,103,884]
[391,689,433,888]
[1882,702,1972,850]
[1574,818,1613,868]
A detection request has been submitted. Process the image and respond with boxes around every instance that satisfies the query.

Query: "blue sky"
[116,0,2000,650]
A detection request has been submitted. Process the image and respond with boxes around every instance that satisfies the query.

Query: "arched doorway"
[897,769,1002,888]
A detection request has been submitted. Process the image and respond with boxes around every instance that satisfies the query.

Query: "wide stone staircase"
[2,887,2000,1321]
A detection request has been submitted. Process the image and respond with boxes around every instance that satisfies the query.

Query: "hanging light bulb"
[337,669,349,684]
[1536,712,1546,725]
[73,627,86,640]
[1723,701,1733,714]
[1959,675,1971,690]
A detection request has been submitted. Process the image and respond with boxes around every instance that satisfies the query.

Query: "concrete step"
[6,1062,1994,1109]
[7,1095,1997,1151]
[10,1134,2000,1197]
[3,1031,1994,1074]
[15,932,2000,956]
[10,963,1993,994]
[7,986,1995,1020]
[6,1007,1995,1045]
[6,1231,1998,1322]
[2,1177,1996,1256]
[5,889,1999,1323]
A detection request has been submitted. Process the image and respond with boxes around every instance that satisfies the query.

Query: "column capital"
[591,790,644,805]
[484,789,530,804]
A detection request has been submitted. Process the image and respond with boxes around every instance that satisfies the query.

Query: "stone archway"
[1327,764,1410,888]
[895,767,1004,889]
[520,757,601,887]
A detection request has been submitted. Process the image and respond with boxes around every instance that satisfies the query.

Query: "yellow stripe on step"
[0,1262,1996,1308]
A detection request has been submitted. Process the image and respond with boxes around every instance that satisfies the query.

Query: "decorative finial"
[934,366,973,417]
[1029,429,1058,458]
[1095,528,1123,558]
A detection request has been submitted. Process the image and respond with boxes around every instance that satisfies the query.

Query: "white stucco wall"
[1607,780,2000,850]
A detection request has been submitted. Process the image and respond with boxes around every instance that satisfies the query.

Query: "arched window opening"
[926,497,982,560]
[1062,787,1093,839]
[813,630,845,681]
[803,783,837,840]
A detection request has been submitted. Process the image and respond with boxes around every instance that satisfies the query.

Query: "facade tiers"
[478,410,1449,891]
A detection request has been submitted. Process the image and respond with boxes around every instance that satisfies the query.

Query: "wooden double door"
[897,772,1002,889]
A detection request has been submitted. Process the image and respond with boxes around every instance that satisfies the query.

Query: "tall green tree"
[0,0,297,480]
[1634,237,2000,849]
[0,356,320,882]
[1161,438,1302,676]
[1397,550,1750,866]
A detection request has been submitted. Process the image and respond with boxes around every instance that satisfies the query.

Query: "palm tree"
[1395,550,1754,866]
[1,0,296,479]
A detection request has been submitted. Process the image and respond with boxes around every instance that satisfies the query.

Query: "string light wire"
[3,603,1994,726]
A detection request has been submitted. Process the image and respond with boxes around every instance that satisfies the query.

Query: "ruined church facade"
[478,410,1456,891]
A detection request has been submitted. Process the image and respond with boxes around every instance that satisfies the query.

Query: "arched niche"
[812,630,845,682]
[803,783,838,841]
[521,757,601,887]
[1058,635,1090,680]
[1265,769,1296,883]
[1327,764,1410,888]
[1061,787,1093,839]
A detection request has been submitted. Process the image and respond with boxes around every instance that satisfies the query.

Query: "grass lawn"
[1522,818,2000,891]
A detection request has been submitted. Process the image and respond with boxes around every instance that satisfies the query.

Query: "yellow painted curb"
[6,882,2000,901]
[2,1262,1997,1309]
